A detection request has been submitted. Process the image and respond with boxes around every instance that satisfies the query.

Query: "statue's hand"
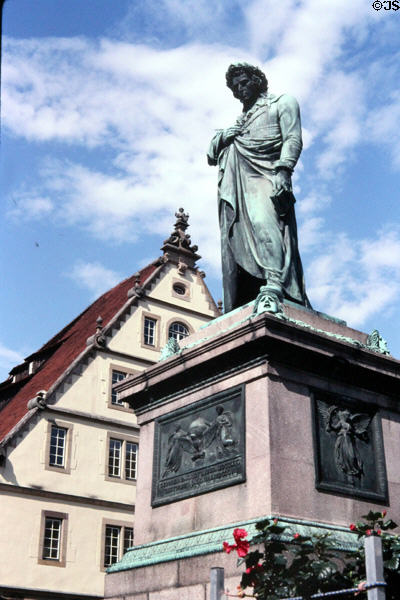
[272,168,292,197]
[221,126,242,146]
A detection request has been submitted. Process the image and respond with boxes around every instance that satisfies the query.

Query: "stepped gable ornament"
[161,208,201,268]
[208,63,311,313]
[127,272,145,299]
[27,390,47,410]
[86,315,107,348]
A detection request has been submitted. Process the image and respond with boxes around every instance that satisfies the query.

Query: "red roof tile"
[0,263,158,443]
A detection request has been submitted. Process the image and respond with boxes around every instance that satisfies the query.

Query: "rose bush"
[223,510,400,599]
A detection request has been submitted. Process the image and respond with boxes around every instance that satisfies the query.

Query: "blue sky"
[2,0,400,380]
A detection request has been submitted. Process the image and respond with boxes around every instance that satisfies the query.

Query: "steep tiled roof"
[0,263,158,443]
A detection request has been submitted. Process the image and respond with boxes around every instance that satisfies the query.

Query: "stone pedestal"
[105,301,400,600]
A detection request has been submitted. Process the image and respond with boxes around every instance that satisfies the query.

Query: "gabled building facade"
[0,210,219,600]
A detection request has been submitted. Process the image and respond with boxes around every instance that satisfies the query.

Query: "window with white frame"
[111,370,127,406]
[42,517,62,560]
[108,437,138,481]
[103,524,134,568]
[38,511,68,567]
[49,425,67,468]
[143,316,157,346]
[168,321,189,342]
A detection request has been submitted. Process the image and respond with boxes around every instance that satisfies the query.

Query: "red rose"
[382,510,387,517]
[349,523,357,531]
[273,518,278,524]
[366,529,372,536]
[233,528,248,542]
[236,539,250,557]
[223,530,249,558]
[293,533,300,539]
[377,529,382,535]
[223,541,234,554]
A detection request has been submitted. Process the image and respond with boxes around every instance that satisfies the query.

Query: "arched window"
[168,321,189,341]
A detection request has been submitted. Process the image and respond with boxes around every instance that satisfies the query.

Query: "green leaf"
[268,525,286,535]
[361,510,383,522]
[385,556,399,570]
[255,519,271,530]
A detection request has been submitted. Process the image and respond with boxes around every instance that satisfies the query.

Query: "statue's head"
[225,63,268,104]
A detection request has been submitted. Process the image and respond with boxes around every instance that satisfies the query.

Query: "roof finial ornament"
[161,207,201,268]
[175,207,189,232]
[86,315,107,348]
[96,316,103,334]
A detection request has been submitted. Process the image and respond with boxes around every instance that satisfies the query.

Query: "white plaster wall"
[0,494,133,596]
[146,264,217,316]
[1,415,138,505]
[55,353,140,421]
[108,265,217,358]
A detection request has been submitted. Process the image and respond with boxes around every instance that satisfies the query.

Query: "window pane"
[123,527,134,554]
[125,442,138,480]
[43,517,62,560]
[108,439,122,477]
[144,317,156,346]
[111,370,127,405]
[49,426,67,467]
[168,322,189,342]
[104,525,120,567]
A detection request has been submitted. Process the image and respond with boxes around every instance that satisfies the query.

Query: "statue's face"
[231,73,259,104]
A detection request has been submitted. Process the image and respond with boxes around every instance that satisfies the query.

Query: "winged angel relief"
[162,405,235,479]
[319,403,372,479]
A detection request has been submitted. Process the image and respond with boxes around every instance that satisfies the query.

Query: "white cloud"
[306,229,400,327]
[4,0,400,336]
[67,261,122,298]
[0,342,24,376]
[7,193,53,220]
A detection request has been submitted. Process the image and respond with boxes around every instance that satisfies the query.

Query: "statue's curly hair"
[225,63,268,95]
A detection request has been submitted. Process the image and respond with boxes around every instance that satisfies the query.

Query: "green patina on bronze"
[107,516,358,573]
[208,63,310,313]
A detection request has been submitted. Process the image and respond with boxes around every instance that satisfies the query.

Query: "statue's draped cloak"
[208,93,310,312]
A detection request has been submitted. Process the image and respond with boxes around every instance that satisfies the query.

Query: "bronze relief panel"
[311,390,388,503]
[152,385,245,506]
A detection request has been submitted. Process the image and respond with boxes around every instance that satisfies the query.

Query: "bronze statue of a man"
[208,63,310,313]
